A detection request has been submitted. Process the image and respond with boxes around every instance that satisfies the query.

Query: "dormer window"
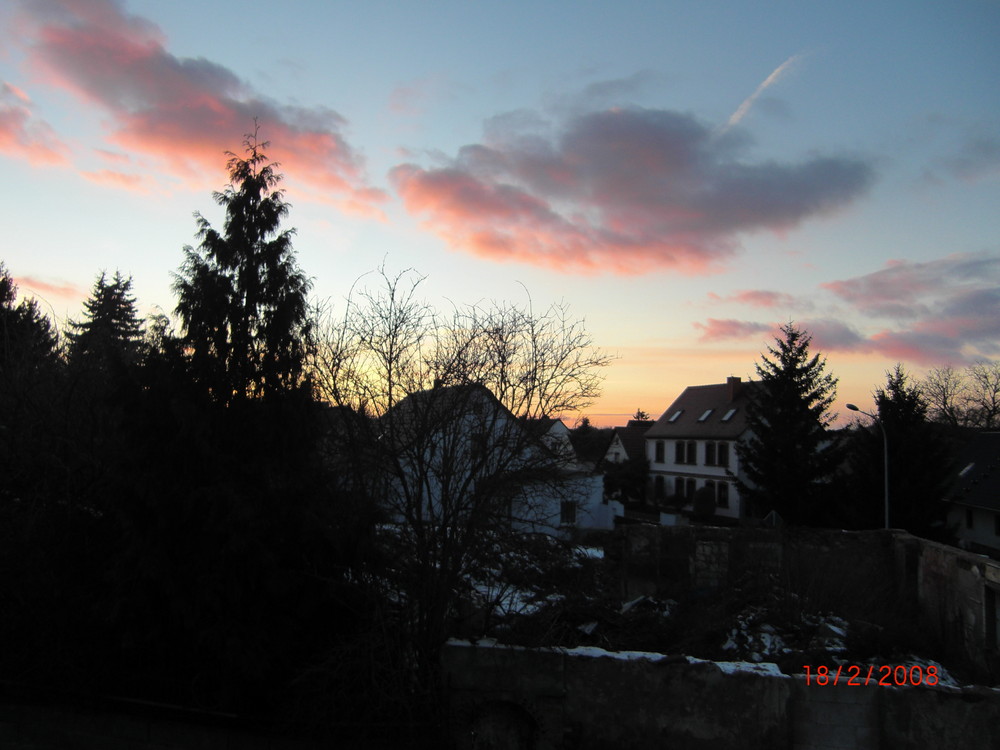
[698,409,714,422]
[721,408,738,422]
[669,410,683,422]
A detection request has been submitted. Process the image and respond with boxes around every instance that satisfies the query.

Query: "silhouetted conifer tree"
[173,126,313,403]
[737,323,840,524]
[0,263,60,376]
[67,270,143,369]
[843,364,953,537]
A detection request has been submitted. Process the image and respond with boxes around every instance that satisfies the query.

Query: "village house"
[602,418,654,466]
[601,418,653,509]
[384,383,609,538]
[644,376,757,522]
[946,431,1000,557]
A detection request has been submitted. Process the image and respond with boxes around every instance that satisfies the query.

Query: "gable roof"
[947,431,1000,512]
[383,382,515,436]
[645,377,757,440]
[611,419,654,461]
[521,416,568,440]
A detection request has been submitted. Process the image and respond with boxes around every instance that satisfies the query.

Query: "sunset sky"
[2,0,999,425]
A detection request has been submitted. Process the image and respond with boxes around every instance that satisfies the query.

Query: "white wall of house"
[518,472,612,538]
[647,437,743,520]
[949,505,1000,554]
[603,434,626,464]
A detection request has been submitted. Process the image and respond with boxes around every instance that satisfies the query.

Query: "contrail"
[724,54,803,131]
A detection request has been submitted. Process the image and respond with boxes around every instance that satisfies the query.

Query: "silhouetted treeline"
[0,137,434,744]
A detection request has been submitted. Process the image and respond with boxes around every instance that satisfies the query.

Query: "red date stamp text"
[803,664,939,687]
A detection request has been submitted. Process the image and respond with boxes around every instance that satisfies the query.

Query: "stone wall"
[443,641,1000,750]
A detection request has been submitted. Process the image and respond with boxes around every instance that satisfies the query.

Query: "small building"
[603,419,654,465]
[946,432,1000,557]
[645,376,757,522]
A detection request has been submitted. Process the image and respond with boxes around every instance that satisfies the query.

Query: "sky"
[2,0,999,426]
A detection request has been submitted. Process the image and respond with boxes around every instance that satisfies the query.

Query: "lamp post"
[846,403,889,529]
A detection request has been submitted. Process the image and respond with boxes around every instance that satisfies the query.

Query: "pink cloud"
[392,106,874,274]
[703,254,1000,365]
[15,275,84,300]
[801,319,869,353]
[694,319,771,342]
[821,253,1000,364]
[709,289,806,309]
[18,0,385,208]
[694,317,867,353]
[81,168,149,190]
[0,81,69,165]
[94,147,131,164]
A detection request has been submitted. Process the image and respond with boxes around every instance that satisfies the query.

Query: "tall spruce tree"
[173,127,313,403]
[67,271,143,368]
[843,364,953,537]
[737,323,840,524]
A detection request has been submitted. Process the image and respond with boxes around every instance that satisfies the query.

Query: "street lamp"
[846,403,889,530]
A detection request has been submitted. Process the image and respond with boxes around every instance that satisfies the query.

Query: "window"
[675,441,685,463]
[669,410,683,422]
[687,441,697,465]
[560,501,577,525]
[655,475,665,499]
[717,442,730,468]
[698,409,714,422]
[967,508,974,529]
[675,477,685,498]
[717,482,730,508]
[702,441,729,466]
[721,408,738,422]
[995,513,1000,537]
[685,478,696,499]
[655,441,665,463]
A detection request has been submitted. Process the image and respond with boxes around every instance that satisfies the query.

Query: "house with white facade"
[645,376,757,522]
[521,416,610,531]
[947,432,1000,557]
[384,383,609,538]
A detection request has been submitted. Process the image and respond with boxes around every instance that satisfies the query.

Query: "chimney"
[727,376,741,401]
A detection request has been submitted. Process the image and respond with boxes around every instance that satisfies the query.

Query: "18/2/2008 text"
[803,664,939,687]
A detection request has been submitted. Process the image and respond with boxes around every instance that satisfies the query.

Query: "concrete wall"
[895,533,1000,680]
[444,642,791,750]
[611,526,1000,681]
[443,641,1000,750]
